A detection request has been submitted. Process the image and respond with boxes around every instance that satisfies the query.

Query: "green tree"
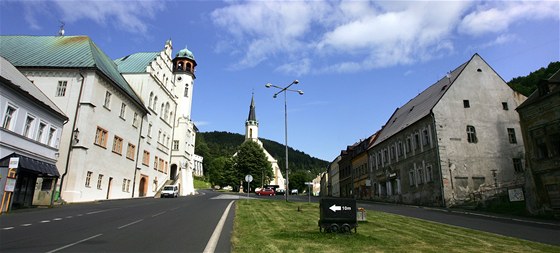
[289,170,312,193]
[233,141,273,192]
[207,156,236,188]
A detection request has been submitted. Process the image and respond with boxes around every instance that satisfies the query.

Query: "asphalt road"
[0,190,234,253]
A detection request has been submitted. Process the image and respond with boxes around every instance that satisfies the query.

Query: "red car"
[256,188,276,196]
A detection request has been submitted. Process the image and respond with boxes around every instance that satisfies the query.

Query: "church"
[243,94,285,189]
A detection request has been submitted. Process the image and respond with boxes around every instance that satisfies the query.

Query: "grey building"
[517,70,560,216]
[367,54,526,207]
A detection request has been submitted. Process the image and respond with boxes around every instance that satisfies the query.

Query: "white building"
[193,154,204,177]
[0,56,68,210]
[115,41,199,196]
[243,95,285,188]
[0,35,149,202]
[115,40,178,197]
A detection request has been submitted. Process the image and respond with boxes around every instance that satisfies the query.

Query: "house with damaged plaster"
[366,54,527,207]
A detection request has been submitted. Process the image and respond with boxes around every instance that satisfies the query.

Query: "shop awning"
[0,153,60,177]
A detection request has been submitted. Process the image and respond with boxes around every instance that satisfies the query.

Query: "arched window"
[466,125,478,143]
[164,103,170,121]
[153,96,158,113]
[160,103,164,116]
[169,111,174,123]
[149,92,154,109]
[186,62,192,72]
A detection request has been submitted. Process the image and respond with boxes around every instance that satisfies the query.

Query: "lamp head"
[273,94,277,98]
[297,90,304,95]
[293,80,299,84]
[265,83,272,88]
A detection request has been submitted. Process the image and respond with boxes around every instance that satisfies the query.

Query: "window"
[417,168,424,184]
[112,136,123,155]
[143,150,150,166]
[104,91,112,108]
[423,129,430,146]
[502,102,509,110]
[122,179,127,192]
[507,128,517,144]
[37,122,46,142]
[23,115,35,138]
[397,142,403,157]
[377,152,382,166]
[95,127,108,147]
[120,103,126,119]
[414,133,420,150]
[535,137,548,159]
[173,140,179,150]
[383,149,388,165]
[56,81,67,97]
[406,137,412,153]
[390,146,396,161]
[409,169,415,186]
[154,156,158,170]
[97,174,103,190]
[126,143,136,160]
[41,178,53,191]
[463,100,470,108]
[158,130,162,143]
[425,165,433,182]
[184,84,189,97]
[164,103,170,121]
[85,171,93,187]
[47,127,56,146]
[133,113,139,128]
[513,158,523,173]
[2,105,17,130]
[153,96,158,113]
[126,179,131,192]
[149,92,154,109]
[466,125,477,143]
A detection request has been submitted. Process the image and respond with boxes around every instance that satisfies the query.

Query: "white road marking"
[3,227,14,230]
[46,234,103,253]
[53,218,62,221]
[152,211,166,217]
[40,220,50,223]
[21,224,32,227]
[203,200,234,253]
[117,219,144,229]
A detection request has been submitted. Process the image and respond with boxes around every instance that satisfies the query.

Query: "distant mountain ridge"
[195,131,329,175]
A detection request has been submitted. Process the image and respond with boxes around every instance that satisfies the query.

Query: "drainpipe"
[431,112,446,207]
[131,114,146,197]
[59,70,85,199]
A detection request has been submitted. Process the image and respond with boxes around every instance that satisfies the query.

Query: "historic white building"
[243,95,285,188]
[0,56,68,210]
[0,36,149,202]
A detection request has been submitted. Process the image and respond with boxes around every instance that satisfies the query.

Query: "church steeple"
[245,93,259,141]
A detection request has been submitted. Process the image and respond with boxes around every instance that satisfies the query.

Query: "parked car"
[256,188,276,196]
[290,189,299,195]
[161,185,178,198]
[276,188,286,195]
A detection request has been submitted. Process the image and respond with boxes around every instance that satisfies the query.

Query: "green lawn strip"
[232,200,559,253]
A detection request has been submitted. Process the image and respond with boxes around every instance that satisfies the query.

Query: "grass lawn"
[232,200,559,253]
[193,178,211,189]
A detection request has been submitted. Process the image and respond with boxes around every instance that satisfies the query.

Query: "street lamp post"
[265,80,303,202]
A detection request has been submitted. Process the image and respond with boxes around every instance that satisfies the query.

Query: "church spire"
[245,93,259,141]
[247,92,257,122]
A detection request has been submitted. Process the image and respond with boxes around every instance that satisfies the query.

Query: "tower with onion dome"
[171,46,198,196]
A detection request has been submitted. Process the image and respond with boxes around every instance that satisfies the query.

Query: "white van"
[161,185,178,198]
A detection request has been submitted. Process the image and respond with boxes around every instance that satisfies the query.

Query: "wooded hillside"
[508,61,560,96]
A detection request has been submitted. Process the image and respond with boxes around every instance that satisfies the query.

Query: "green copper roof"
[0,35,146,112]
[176,47,195,61]
[115,52,159,73]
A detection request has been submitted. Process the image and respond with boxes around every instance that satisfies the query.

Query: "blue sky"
[1,0,559,162]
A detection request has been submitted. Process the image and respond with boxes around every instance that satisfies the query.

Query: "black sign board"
[319,198,356,221]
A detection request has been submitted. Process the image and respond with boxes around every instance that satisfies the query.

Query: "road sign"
[4,178,16,192]
[244,175,253,183]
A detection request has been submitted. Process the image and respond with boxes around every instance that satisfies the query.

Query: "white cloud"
[459,1,559,36]
[22,0,165,34]
[211,0,559,75]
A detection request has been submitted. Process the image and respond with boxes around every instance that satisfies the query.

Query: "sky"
[1,0,559,162]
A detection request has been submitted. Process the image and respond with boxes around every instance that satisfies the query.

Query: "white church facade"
[243,95,285,189]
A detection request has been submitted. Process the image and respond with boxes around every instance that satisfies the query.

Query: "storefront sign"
[9,157,19,169]
[4,178,16,192]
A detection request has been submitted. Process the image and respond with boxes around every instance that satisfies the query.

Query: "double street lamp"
[265,80,303,202]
